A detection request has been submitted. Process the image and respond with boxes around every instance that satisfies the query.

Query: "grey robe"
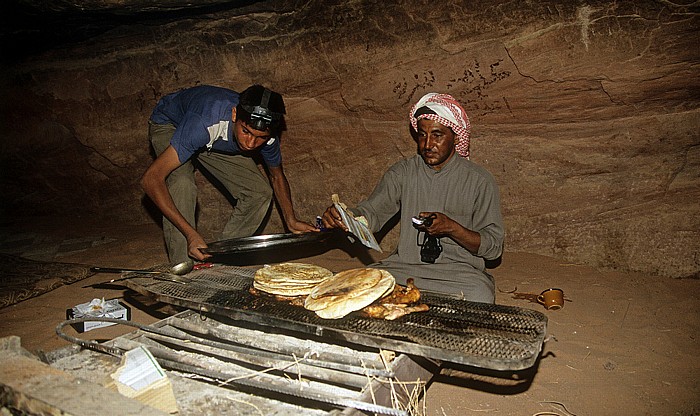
[352,153,504,303]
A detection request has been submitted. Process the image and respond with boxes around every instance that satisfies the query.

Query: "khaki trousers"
[148,122,272,263]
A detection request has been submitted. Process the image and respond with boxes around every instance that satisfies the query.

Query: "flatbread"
[313,271,395,319]
[305,269,396,319]
[254,263,333,296]
[304,268,384,311]
[253,283,314,297]
[255,263,333,284]
[308,268,383,300]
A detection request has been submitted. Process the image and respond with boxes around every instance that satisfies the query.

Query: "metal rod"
[133,329,371,388]
[168,318,393,378]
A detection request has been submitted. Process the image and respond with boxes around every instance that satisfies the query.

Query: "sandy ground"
[0,218,698,416]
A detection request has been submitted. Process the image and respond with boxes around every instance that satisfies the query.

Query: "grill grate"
[125,265,547,370]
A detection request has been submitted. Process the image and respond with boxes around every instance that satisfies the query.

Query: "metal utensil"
[90,259,195,277]
[83,260,196,288]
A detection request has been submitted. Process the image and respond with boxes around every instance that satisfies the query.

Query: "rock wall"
[1,0,698,278]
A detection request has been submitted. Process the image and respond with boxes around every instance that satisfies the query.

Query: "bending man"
[142,84,316,263]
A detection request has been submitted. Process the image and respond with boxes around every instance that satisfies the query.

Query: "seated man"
[321,93,504,303]
[142,84,316,263]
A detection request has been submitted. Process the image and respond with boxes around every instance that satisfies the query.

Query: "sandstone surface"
[0,0,698,278]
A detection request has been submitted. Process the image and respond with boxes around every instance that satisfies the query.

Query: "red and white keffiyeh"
[409,93,471,159]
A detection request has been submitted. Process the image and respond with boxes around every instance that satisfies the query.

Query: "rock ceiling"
[2,0,261,60]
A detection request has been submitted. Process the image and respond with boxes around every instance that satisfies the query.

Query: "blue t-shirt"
[150,85,282,167]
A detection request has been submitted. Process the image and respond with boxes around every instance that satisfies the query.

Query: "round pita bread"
[254,263,333,296]
[307,268,383,300]
[305,269,396,318]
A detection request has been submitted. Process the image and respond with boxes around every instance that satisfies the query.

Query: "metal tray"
[202,231,338,255]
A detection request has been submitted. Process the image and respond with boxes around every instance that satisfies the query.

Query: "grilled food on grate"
[304,268,395,319]
[253,262,333,296]
[377,278,421,304]
[252,265,430,321]
[360,278,429,320]
[307,268,384,300]
[248,286,307,306]
[362,303,430,320]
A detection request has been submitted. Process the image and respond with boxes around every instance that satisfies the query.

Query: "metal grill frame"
[123,265,547,371]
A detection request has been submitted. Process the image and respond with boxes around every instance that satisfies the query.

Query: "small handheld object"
[412,215,434,227]
[412,214,441,263]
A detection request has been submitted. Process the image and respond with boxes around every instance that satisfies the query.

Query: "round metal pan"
[202,231,338,255]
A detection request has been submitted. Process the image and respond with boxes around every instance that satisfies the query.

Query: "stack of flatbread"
[304,268,395,319]
[254,263,334,297]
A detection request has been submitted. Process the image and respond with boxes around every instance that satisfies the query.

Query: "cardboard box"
[66,298,131,333]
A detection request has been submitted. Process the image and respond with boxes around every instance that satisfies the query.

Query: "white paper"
[117,346,166,391]
[333,202,382,252]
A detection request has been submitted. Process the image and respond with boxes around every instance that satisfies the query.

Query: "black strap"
[260,88,271,108]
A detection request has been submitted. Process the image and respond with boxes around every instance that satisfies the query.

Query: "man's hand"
[187,233,211,261]
[321,205,348,231]
[287,218,319,234]
[417,211,481,254]
[416,212,454,236]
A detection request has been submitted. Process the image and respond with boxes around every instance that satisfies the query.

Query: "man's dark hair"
[237,85,286,134]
